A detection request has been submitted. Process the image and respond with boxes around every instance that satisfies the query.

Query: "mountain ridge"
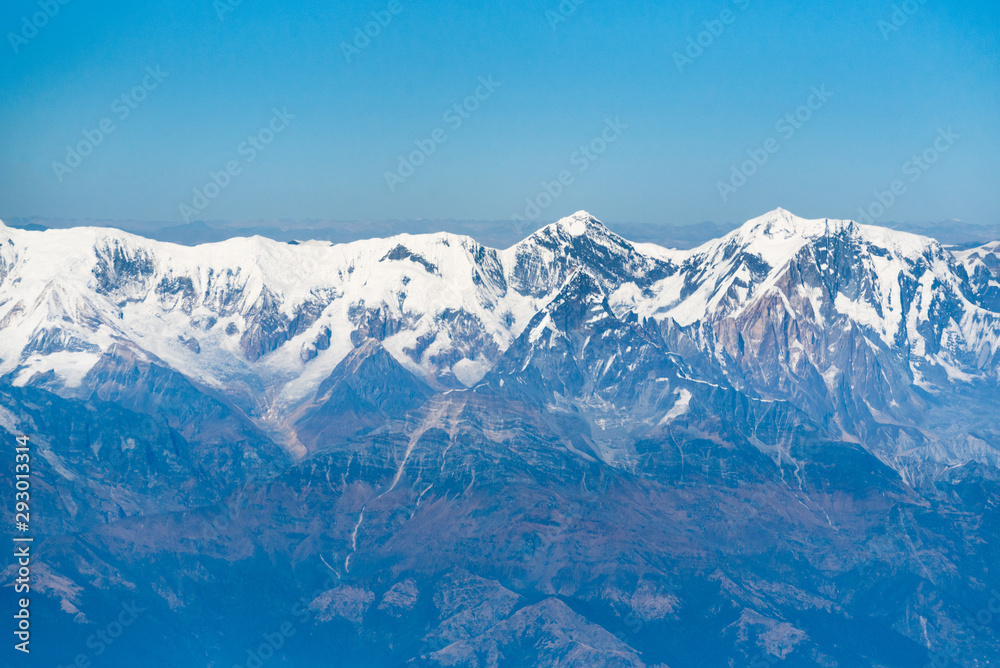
[4,209,1000,666]
[2,209,999,476]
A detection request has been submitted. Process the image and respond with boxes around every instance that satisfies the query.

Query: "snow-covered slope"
[0,211,660,402]
[955,240,1000,314]
[2,210,998,468]
[0,223,541,400]
[607,209,1000,474]
[607,209,1000,381]
[616,209,998,354]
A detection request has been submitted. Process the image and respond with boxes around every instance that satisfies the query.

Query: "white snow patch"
[658,388,692,426]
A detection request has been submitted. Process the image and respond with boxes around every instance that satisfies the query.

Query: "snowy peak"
[720,208,944,269]
[539,210,609,238]
[514,211,624,255]
[645,208,961,326]
[2,209,999,469]
[956,241,1000,313]
[740,207,815,236]
[538,268,614,330]
[505,211,678,303]
[723,209,862,263]
[957,241,1000,274]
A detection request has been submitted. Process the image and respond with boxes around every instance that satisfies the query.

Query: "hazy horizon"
[3,0,998,227]
[4,206,999,252]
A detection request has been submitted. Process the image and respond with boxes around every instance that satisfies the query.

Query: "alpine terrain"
[1,209,999,667]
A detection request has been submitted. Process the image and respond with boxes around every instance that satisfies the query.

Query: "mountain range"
[1,209,999,667]
[6,214,999,251]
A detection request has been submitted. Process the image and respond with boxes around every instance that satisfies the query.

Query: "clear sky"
[1,0,998,228]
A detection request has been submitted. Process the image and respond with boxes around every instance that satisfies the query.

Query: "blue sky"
[1,0,998,227]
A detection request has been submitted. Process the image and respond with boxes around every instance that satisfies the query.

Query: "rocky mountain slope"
[1,210,999,666]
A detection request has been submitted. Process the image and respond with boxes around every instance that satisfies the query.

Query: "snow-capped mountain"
[611,209,1000,475]
[616,208,1000,375]
[2,209,997,472]
[0,221,551,454]
[0,211,674,402]
[5,209,1000,667]
[957,239,1000,312]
